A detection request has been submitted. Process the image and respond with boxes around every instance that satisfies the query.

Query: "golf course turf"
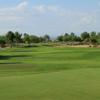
[0,46,100,100]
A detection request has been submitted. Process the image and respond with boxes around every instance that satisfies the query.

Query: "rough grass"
[0,47,100,100]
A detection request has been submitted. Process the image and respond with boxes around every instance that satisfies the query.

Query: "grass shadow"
[0,55,30,60]
[0,62,22,64]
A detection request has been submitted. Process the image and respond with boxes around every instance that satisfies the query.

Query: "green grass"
[0,47,100,100]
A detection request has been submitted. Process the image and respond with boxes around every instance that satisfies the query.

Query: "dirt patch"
[56,45,93,48]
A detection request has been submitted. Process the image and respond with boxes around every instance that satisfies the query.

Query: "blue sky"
[0,0,100,36]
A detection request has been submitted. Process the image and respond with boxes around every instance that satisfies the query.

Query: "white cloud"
[0,1,28,21]
[0,1,28,12]
[33,5,46,14]
[81,16,93,24]
[16,1,28,11]
[33,5,62,15]
[0,2,99,35]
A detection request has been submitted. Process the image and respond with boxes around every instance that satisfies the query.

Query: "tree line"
[0,31,51,47]
[0,31,100,47]
[57,32,100,45]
